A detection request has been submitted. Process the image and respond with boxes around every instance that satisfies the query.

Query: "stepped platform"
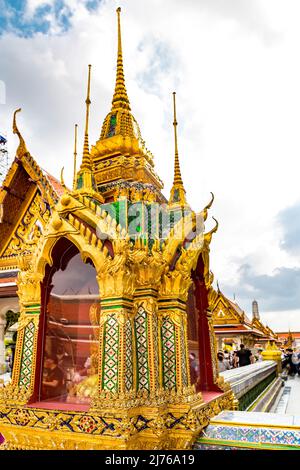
[220,360,279,411]
[195,410,300,450]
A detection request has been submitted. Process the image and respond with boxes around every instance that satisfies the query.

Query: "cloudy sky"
[1,0,300,331]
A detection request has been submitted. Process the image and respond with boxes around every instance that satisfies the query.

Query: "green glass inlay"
[101,305,126,310]
[77,174,83,189]
[173,188,180,202]
[107,114,117,137]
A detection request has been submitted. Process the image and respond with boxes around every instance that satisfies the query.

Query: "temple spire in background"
[252,299,260,320]
[81,64,92,171]
[76,64,100,197]
[72,124,78,190]
[169,92,188,207]
[111,7,131,112]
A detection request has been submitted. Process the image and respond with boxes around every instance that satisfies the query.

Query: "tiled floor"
[285,375,300,415]
[211,410,298,426]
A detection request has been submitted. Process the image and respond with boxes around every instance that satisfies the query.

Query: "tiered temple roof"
[211,287,278,345]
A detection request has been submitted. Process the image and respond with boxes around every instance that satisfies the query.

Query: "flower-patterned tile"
[212,411,295,427]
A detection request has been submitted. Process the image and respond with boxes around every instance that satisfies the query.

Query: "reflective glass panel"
[39,246,99,405]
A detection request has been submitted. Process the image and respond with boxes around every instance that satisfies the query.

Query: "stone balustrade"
[220,361,278,410]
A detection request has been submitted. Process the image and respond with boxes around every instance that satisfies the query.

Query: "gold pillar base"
[0,424,200,450]
[0,390,236,450]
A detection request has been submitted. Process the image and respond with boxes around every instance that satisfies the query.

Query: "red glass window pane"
[39,243,99,406]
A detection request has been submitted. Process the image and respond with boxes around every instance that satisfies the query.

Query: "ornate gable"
[212,296,242,325]
[0,115,64,261]
[251,316,270,336]
[0,187,51,258]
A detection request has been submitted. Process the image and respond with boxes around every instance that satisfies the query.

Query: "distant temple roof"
[212,288,277,340]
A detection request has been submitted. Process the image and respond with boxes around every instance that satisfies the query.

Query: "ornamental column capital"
[17,270,43,306]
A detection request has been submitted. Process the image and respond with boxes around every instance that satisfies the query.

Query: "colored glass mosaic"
[199,423,300,447]
[152,313,159,386]
[102,315,119,392]
[76,173,83,189]
[107,114,117,137]
[19,321,35,388]
[180,321,188,386]
[161,317,176,389]
[125,319,133,391]
[135,306,149,390]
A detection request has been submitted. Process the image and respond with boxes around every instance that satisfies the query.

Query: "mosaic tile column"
[158,300,191,391]
[133,289,159,393]
[12,268,43,394]
[0,317,5,371]
[98,297,134,394]
[13,304,40,393]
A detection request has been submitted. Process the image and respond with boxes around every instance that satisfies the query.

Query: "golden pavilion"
[0,8,236,450]
[211,289,278,351]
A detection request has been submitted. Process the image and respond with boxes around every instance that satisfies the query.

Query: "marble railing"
[220,360,277,410]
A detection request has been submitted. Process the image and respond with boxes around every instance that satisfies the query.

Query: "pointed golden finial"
[169,92,187,207]
[75,64,101,198]
[172,92,183,186]
[111,7,131,111]
[204,217,219,244]
[81,64,92,170]
[73,124,78,190]
[13,108,29,159]
[60,167,66,189]
[200,192,214,221]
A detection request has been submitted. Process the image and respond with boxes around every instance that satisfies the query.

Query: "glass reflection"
[40,248,99,405]
[186,285,200,386]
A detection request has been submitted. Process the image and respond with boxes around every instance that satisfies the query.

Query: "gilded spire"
[75,64,101,198]
[91,7,164,195]
[172,92,183,186]
[169,92,187,207]
[73,124,78,190]
[111,7,131,112]
[81,64,92,170]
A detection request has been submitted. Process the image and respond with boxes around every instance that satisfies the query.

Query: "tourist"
[9,332,17,375]
[189,352,199,385]
[223,349,229,361]
[285,348,296,375]
[224,349,234,368]
[234,344,253,367]
[233,350,239,368]
[42,355,66,401]
[217,351,230,372]
[56,346,71,370]
[291,349,300,376]
[255,348,263,362]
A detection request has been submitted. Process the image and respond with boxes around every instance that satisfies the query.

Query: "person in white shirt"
[217,351,231,372]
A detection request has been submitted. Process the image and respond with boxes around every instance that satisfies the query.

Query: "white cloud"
[1,0,300,330]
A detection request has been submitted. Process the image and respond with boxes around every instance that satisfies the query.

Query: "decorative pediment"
[252,316,269,335]
[0,116,64,260]
[0,189,50,258]
[212,298,242,325]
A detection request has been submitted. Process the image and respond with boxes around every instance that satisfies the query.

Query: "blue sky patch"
[0,0,102,37]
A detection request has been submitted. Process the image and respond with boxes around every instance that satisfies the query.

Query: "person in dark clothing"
[9,332,17,376]
[285,348,298,375]
[234,344,253,367]
[42,355,65,400]
[189,352,199,386]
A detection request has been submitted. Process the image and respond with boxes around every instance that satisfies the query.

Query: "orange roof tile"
[42,170,66,197]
